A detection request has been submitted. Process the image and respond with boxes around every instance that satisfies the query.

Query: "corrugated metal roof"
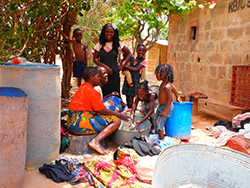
[147,38,168,46]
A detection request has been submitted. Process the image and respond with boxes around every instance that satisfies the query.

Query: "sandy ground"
[22,72,222,188]
[22,112,220,188]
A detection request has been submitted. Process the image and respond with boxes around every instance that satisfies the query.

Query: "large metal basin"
[152,144,250,188]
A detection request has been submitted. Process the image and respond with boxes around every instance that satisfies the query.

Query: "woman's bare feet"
[89,139,109,155]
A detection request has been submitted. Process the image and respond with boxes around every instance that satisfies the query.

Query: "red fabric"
[69,82,105,112]
[61,126,68,138]
[113,155,137,175]
[133,58,147,75]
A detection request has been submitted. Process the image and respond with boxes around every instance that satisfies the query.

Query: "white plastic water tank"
[0,62,61,167]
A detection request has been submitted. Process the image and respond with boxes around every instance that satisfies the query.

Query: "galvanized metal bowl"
[111,116,151,146]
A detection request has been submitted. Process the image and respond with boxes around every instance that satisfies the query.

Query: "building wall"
[167,0,250,119]
[146,43,168,72]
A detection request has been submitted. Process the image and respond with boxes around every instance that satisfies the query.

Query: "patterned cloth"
[67,110,117,135]
[122,70,133,84]
[85,160,143,188]
[103,96,123,112]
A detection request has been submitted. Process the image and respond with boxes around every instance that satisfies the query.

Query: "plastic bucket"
[165,102,193,139]
[0,62,61,167]
[0,87,28,188]
[152,144,250,188]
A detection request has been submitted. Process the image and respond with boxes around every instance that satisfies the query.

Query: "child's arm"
[57,25,76,44]
[172,83,181,103]
[124,64,144,72]
[160,86,173,117]
[135,93,156,127]
[131,96,139,123]
[84,44,88,67]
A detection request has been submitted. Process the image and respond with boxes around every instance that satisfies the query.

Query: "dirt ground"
[22,73,222,188]
[22,113,221,188]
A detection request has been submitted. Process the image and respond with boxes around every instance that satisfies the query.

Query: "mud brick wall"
[145,43,168,72]
[167,0,250,119]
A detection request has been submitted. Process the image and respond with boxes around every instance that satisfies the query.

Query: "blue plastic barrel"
[0,87,28,188]
[165,102,193,139]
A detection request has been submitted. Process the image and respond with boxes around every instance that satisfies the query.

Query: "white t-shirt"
[94,85,103,100]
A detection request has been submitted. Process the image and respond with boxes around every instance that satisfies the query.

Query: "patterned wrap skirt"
[67,110,117,135]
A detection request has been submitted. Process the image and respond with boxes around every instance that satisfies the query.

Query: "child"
[67,67,129,154]
[118,52,134,87]
[57,25,88,87]
[122,44,147,108]
[93,23,132,97]
[154,64,182,103]
[153,64,180,140]
[131,80,158,131]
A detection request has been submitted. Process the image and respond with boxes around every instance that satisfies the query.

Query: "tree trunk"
[60,11,77,98]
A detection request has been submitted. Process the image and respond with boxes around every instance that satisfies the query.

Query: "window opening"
[190,26,197,40]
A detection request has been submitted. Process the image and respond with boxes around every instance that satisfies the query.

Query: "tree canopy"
[109,0,216,51]
[0,0,91,62]
[0,0,216,98]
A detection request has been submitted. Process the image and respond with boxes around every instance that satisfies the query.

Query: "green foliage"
[107,0,215,50]
[0,0,91,62]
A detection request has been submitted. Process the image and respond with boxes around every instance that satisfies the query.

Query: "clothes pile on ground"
[39,135,181,187]
[39,155,94,185]
[205,112,250,147]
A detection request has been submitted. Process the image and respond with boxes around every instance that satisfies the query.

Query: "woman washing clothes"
[67,67,129,155]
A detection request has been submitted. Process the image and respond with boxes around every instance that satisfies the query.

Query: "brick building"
[167,0,250,120]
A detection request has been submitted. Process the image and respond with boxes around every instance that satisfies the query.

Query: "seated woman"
[67,67,129,155]
[96,66,125,112]
[130,80,158,131]
[95,66,119,100]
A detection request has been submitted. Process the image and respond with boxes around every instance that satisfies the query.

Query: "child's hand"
[118,64,123,70]
[160,111,167,117]
[130,114,134,122]
[135,121,141,127]
[177,96,182,103]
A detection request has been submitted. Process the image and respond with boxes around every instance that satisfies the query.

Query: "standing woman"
[93,23,132,97]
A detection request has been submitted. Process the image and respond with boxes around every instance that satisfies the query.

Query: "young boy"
[153,64,179,139]
[57,25,88,87]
